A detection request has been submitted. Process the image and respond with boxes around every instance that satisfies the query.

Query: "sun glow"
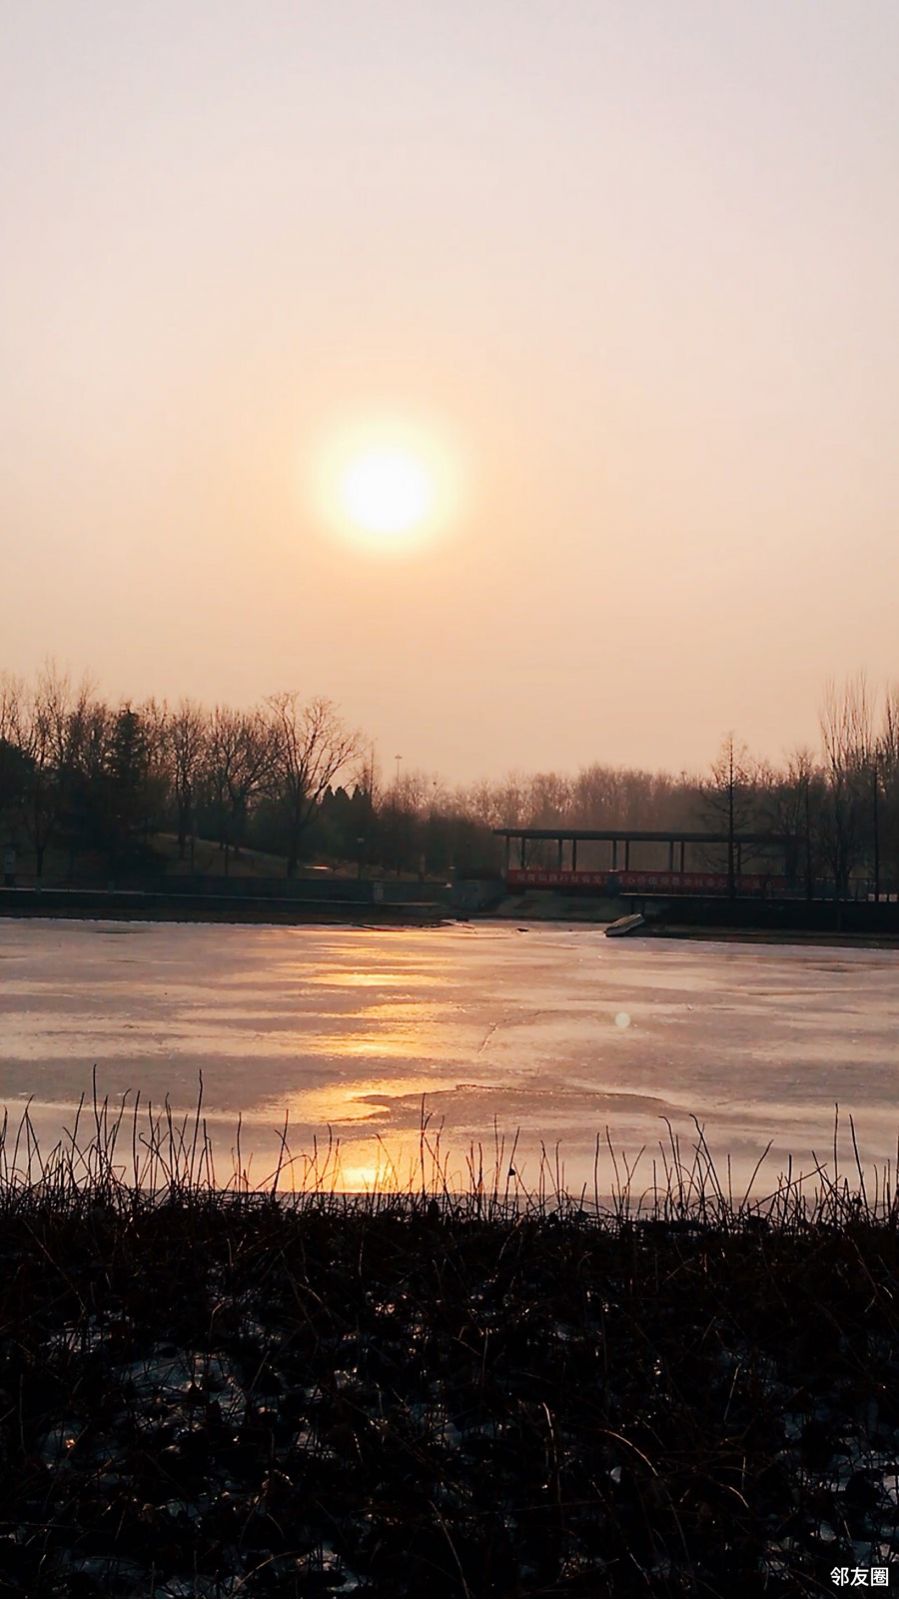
[340,448,432,536]
[312,417,462,553]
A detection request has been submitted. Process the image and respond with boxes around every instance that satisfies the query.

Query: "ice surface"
[1,918,897,1194]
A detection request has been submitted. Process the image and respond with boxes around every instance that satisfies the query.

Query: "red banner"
[506,868,786,895]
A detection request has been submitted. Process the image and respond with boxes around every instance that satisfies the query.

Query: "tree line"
[0,670,359,881]
[473,675,899,898]
[0,667,895,893]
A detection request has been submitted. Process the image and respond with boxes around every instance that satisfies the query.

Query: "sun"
[311,416,463,553]
[339,447,433,537]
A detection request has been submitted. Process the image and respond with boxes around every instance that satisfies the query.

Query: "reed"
[0,1079,897,1597]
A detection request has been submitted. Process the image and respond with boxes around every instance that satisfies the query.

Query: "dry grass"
[0,1088,897,1597]
[152,836,294,879]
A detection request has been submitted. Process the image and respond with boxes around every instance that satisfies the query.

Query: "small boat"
[605,913,645,938]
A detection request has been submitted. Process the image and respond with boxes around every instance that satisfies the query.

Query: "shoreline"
[641,922,899,949]
[3,901,899,947]
[0,886,447,929]
[477,910,899,950]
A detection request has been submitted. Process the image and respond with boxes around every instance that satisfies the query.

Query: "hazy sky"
[3,1,898,783]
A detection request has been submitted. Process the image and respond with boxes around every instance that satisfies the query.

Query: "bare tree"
[459,773,531,830]
[819,674,873,899]
[570,764,621,828]
[205,706,274,873]
[757,748,824,898]
[10,664,94,878]
[167,701,208,864]
[266,694,360,878]
[878,683,899,894]
[132,698,171,845]
[0,674,27,829]
[701,735,758,895]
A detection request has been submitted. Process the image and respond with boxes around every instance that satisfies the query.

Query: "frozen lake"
[1,917,897,1197]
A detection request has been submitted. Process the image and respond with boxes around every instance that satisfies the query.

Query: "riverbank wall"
[473,882,899,938]
[0,884,448,926]
[644,894,899,937]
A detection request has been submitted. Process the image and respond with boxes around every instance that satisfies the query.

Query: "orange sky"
[3,1,898,782]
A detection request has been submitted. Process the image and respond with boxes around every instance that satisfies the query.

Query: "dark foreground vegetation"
[1,1104,898,1598]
